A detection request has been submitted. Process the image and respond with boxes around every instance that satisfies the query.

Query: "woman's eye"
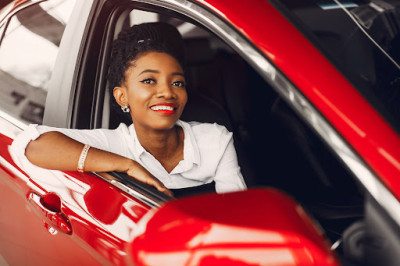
[140,78,155,84]
[172,81,186,87]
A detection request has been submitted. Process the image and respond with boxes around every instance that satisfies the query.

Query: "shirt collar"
[127,123,146,159]
[176,120,200,166]
[127,120,200,166]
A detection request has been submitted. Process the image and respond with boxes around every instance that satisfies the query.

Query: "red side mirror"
[129,188,339,265]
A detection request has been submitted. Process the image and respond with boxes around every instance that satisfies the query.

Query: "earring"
[121,105,130,113]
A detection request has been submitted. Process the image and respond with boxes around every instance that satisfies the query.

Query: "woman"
[11,22,246,196]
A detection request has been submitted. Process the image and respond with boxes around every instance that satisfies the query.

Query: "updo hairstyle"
[107,22,186,91]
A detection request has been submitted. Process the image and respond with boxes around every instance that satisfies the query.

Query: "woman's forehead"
[126,51,184,75]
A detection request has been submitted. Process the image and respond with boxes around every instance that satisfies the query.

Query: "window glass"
[274,0,400,134]
[0,0,75,125]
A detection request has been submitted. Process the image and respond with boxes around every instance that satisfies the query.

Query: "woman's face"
[114,51,187,131]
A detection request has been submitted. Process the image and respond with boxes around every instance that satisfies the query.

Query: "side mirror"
[129,188,339,265]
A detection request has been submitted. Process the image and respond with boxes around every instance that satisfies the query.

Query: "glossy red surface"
[0,139,101,263]
[195,0,400,198]
[1,0,399,264]
[0,118,152,265]
[131,189,339,266]
[28,192,72,234]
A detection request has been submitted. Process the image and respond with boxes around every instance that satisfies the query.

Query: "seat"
[267,97,364,241]
[181,37,232,130]
[182,38,259,186]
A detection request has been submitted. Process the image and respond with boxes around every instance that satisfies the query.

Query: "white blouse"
[11,120,246,193]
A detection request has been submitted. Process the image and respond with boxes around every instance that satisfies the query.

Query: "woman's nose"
[156,82,176,98]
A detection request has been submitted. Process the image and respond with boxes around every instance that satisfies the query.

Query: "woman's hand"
[125,160,173,197]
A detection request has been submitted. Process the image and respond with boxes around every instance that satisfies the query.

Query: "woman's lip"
[152,109,175,115]
[150,103,177,108]
[149,103,177,115]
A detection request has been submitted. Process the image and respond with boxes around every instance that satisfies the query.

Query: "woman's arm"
[24,131,171,196]
[213,138,247,193]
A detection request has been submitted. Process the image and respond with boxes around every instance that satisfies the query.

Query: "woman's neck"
[134,124,184,162]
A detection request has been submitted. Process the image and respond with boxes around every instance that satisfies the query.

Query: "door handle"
[27,192,72,234]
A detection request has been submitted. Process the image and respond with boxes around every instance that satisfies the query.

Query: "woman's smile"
[150,102,178,115]
[114,51,188,131]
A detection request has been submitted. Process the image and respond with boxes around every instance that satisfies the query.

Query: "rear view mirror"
[128,188,339,265]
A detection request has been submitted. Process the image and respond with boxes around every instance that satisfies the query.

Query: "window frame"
[41,0,94,128]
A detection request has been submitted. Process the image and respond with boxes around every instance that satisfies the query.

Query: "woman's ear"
[113,86,128,107]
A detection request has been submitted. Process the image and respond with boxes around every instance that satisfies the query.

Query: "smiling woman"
[10,22,246,197]
[113,51,188,133]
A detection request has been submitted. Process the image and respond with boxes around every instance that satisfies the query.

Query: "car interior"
[94,6,368,258]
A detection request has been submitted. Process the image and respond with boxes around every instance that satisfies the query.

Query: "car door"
[0,0,161,265]
[83,0,342,264]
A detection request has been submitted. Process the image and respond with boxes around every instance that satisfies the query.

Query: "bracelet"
[77,144,91,172]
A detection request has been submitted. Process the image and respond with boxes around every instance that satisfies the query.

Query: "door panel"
[0,118,152,265]
[0,120,103,264]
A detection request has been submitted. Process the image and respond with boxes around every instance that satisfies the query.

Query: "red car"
[0,0,399,265]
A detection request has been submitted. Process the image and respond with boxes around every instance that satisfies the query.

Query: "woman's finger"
[150,179,173,197]
[126,166,173,196]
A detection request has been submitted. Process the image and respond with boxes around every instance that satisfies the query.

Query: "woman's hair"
[107,22,185,91]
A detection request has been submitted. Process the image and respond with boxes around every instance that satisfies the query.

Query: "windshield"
[273,0,400,134]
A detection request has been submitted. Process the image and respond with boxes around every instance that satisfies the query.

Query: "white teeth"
[151,106,174,111]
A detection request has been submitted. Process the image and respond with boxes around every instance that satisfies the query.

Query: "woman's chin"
[146,120,179,131]
[132,113,181,132]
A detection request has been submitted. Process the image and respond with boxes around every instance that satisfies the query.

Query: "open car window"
[96,3,364,237]
[101,9,234,131]
[97,7,236,201]
[98,6,252,201]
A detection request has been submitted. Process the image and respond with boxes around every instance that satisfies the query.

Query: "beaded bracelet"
[77,144,91,172]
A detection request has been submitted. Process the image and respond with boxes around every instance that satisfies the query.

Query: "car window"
[93,5,366,244]
[102,9,217,129]
[0,0,75,125]
[272,0,400,134]
[102,8,234,130]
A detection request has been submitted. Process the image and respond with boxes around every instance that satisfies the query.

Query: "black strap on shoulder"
[170,181,216,198]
